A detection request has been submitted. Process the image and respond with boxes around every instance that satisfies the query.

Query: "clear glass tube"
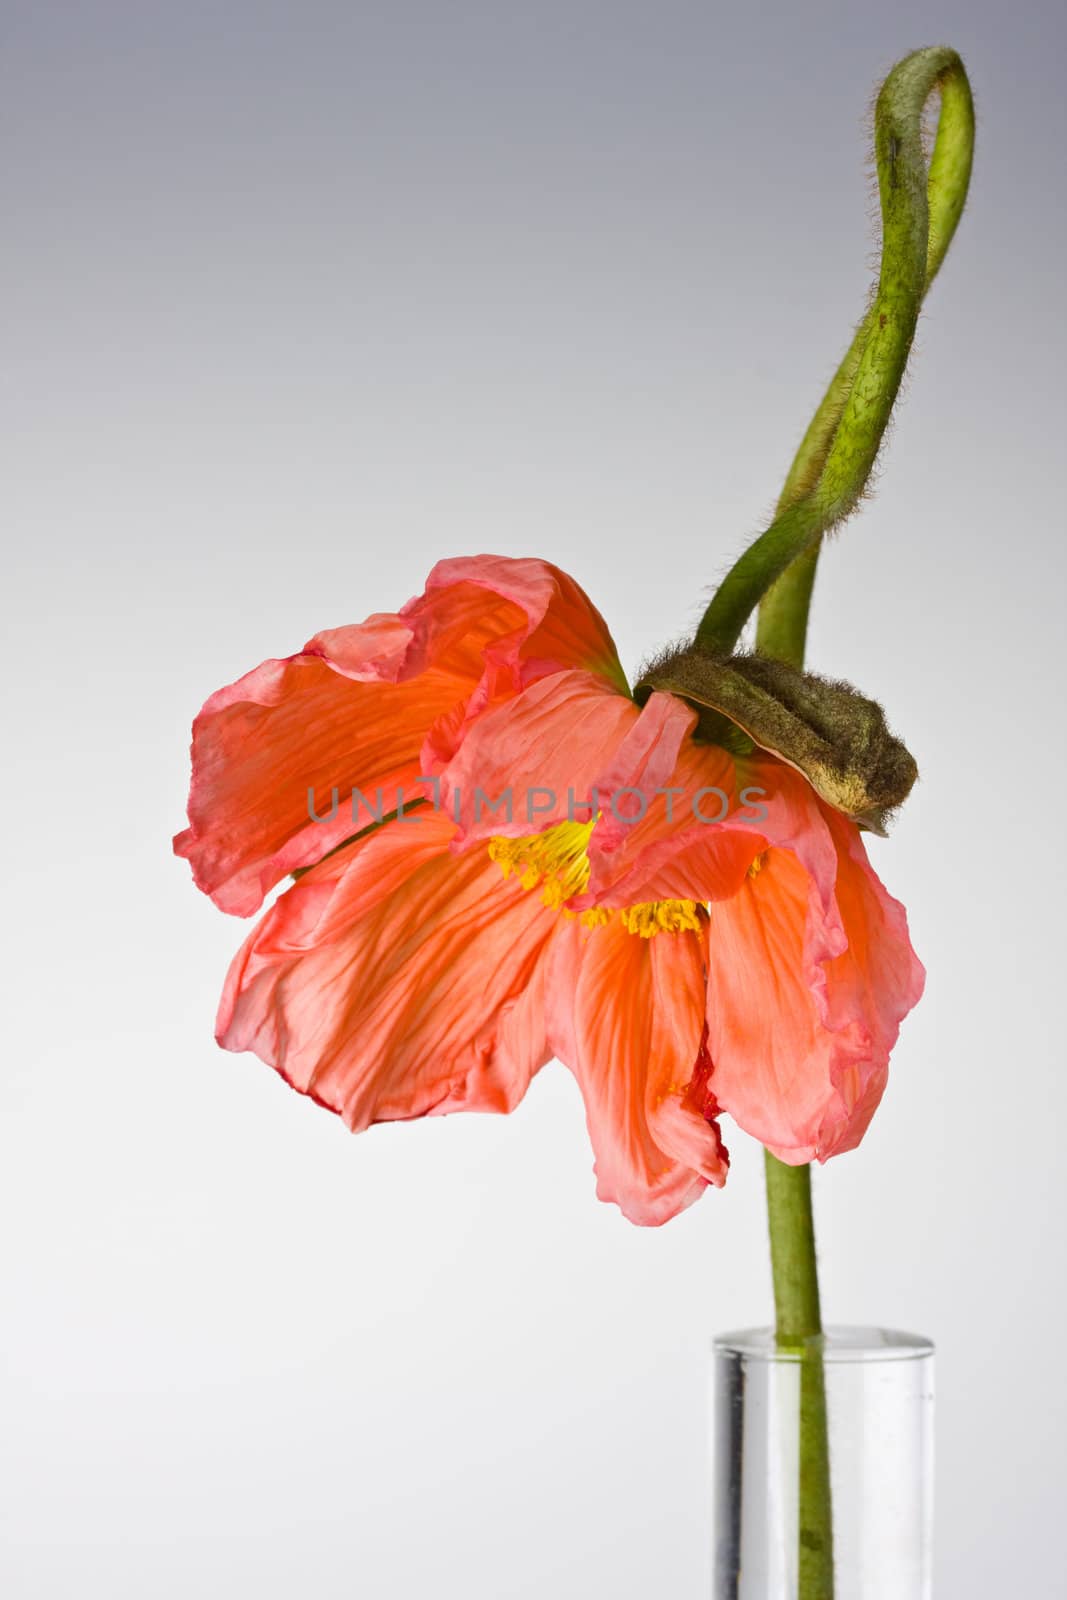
[712,1326,934,1599]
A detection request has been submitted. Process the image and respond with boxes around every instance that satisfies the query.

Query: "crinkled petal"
[421,555,627,697]
[545,917,728,1226]
[704,806,923,1163]
[176,556,626,915]
[584,716,835,913]
[217,811,554,1126]
[438,670,640,843]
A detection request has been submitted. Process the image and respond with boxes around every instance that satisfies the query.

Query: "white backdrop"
[4,3,1064,1596]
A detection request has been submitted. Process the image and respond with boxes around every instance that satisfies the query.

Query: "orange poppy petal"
[545,918,728,1226]
[810,810,926,1156]
[440,669,640,842]
[579,710,759,909]
[704,807,924,1162]
[584,719,833,912]
[421,555,628,696]
[176,556,626,915]
[646,925,731,1187]
[217,811,555,1128]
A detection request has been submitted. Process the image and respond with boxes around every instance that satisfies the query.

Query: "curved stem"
[696,46,974,661]
[742,49,974,1600]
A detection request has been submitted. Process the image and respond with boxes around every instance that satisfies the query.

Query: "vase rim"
[712,1324,934,1363]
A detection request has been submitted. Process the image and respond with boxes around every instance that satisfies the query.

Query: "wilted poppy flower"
[176,556,924,1224]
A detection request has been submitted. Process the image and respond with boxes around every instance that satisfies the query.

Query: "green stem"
[765,1154,833,1597]
[696,46,975,661]
[764,1153,823,1338]
[743,49,974,1599]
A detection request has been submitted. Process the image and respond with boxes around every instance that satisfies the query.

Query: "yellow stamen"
[487,819,594,907]
[748,850,768,878]
[577,905,612,929]
[489,819,702,938]
[620,900,704,938]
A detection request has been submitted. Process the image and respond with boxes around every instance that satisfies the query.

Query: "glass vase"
[712,1326,934,1599]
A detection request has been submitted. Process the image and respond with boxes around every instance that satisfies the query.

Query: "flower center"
[488,819,703,938]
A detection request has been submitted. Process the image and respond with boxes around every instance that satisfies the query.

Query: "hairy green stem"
[737,48,975,1598]
[697,46,975,662]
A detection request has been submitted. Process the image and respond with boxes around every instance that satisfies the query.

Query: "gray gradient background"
[4,2,1065,1595]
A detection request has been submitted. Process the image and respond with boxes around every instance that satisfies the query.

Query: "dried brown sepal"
[636,646,917,834]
